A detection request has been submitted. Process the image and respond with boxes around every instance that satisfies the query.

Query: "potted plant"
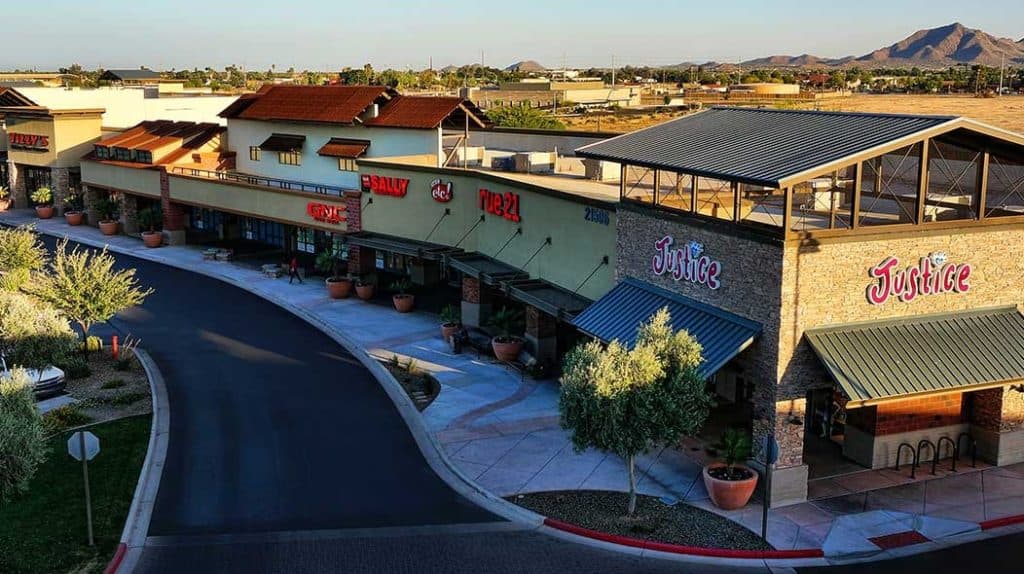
[137,206,163,248]
[96,196,120,235]
[487,307,525,362]
[355,278,375,301]
[439,304,461,341]
[63,190,84,226]
[703,428,759,510]
[390,278,415,313]
[30,187,54,219]
[316,250,352,299]
[0,186,10,211]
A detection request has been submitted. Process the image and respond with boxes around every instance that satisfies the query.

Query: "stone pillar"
[120,194,139,235]
[9,162,28,209]
[970,387,1024,466]
[524,305,557,365]
[159,169,186,245]
[342,190,375,279]
[753,398,809,507]
[461,276,492,328]
[83,185,101,225]
[51,168,70,215]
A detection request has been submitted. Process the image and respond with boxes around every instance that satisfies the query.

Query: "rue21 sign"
[866,252,972,305]
[478,188,521,222]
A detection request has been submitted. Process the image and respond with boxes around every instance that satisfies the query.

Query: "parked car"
[0,355,66,399]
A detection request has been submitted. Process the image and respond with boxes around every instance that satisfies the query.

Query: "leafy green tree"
[559,308,713,515]
[0,369,48,502]
[0,226,46,292]
[30,239,154,344]
[485,105,565,130]
[0,291,78,373]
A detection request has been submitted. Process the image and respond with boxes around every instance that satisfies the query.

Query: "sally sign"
[866,252,971,305]
[652,235,722,290]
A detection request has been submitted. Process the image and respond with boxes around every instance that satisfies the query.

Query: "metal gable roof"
[805,307,1024,407]
[575,107,956,187]
[571,278,761,379]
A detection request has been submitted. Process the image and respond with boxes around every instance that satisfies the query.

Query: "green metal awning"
[343,231,459,261]
[505,279,592,322]
[446,252,528,285]
[805,306,1024,408]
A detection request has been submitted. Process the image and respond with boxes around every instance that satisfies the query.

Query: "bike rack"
[957,432,978,468]
[936,436,959,473]
[895,442,919,478]
[917,439,938,475]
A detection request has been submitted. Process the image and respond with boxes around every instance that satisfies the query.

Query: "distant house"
[99,68,163,85]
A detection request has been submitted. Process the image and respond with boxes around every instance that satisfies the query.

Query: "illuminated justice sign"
[478,188,521,222]
[360,174,409,197]
[8,133,49,151]
[431,179,453,203]
[866,252,971,305]
[306,202,346,225]
[652,235,721,290]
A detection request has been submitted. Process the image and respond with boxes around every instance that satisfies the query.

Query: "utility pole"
[998,53,1005,96]
[611,55,616,86]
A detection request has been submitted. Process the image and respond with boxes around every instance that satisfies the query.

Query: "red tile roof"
[222,85,393,124]
[364,96,475,129]
[86,120,224,165]
[317,138,370,158]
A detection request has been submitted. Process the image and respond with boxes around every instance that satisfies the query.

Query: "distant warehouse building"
[465,79,642,109]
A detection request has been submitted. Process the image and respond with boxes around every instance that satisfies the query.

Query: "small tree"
[0,369,48,502]
[559,308,713,515]
[0,291,77,376]
[0,226,47,292]
[31,239,154,345]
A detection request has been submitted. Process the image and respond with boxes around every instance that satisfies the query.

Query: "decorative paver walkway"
[6,209,1024,557]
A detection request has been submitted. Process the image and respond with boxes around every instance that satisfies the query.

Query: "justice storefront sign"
[652,235,722,290]
[865,252,972,305]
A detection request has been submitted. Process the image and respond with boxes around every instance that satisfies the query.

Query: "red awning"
[317,138,370,158]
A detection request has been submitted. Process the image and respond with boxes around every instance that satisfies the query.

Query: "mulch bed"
[383,359,440,411]
[508,490,773,551]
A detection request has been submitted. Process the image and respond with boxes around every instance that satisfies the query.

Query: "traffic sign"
[68,431,100,462]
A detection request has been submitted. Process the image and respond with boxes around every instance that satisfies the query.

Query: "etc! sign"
[866,252,972,305]
[652,235,722,290]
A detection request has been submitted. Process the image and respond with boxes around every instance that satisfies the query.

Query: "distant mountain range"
[666,23,1024,70]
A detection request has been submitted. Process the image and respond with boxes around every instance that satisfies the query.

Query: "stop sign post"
[761,435,779,542]
[67,431,100,546]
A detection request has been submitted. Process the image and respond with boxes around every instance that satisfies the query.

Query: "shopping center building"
[10,84,1024,506]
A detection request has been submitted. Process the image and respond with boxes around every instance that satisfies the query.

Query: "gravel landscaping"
[508,490,773,551]
[43,351,151,434]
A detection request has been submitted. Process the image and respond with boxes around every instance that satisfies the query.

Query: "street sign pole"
[80,432,94,547]
[761,435,779,542]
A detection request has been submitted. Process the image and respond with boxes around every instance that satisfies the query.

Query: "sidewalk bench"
[260,264,284,278]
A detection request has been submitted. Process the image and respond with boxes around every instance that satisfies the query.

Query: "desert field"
[564,94,1024,135]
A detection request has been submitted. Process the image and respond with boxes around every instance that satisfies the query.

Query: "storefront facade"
[576,107,1024,505]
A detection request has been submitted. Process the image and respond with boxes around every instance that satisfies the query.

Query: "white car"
[0,356,67,398]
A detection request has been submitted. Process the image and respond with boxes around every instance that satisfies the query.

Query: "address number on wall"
[584,206,610,225]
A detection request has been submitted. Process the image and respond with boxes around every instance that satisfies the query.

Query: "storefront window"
[249,146,261,161]
[278,151,301,166]
[23,167,51,196]
[621,164,655,204]
[242,217,285,247]
[858,144,921,226]
[296,228,316,253]
[191,207,222,231]
[985,153,1024,219]
[695,177,735,221]
[739,183,785,228]
[926,140,980,222]
[657,171,692,212]
[338,158,357,172]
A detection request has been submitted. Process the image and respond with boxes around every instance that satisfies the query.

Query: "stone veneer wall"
[50,168,69,215]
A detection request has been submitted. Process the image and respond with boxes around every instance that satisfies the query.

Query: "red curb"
[103,543,127,574]
[980,514,1024,530]
[543,517,825,559]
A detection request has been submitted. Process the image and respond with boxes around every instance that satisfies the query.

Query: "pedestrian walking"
[288,255,303,284]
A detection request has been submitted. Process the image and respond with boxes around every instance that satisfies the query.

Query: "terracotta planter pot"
[441,322,461,341]
[64,211,84,226]
[703,463,759,510]
[491,336,525,362]
[393,294,415,313]
[355,284,375,300]
[0,199,11,211]
[326,277,352,299]
[99,220,119,235]
[142,231,163,248]
[35,205,54,219]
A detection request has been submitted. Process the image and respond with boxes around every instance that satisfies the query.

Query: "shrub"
[94,197,119,221]
[389,278,412,295]
[0,369,48,501]
[41,404,91,435]
[487,307,523,341]
[78,335,104,352]
[439,304,461,325]
[108,392,147,406]
[0,291,78,371]
[100,379,126,389]
[136,206,162,233]
[0,225,47,280]
[29,187,52,206]
[114,356,136,371]
[58,357,91,380]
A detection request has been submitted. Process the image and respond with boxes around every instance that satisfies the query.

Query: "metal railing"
[169,167,351,196]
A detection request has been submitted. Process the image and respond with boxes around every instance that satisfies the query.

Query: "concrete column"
[460,276,492,329]
[51,168,70,215]
[524,305,557,365]
[119,194,139,235]
[158,169,186,245]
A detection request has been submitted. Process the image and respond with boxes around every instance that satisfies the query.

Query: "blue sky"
[6,0,1023,70]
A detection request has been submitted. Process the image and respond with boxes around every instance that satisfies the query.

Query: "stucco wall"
[359,163,617,301]
[227,119,441,190]
[81,161,162,198]
[5,114,103,169]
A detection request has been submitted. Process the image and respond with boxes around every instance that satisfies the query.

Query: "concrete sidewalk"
[7,210,1024,558]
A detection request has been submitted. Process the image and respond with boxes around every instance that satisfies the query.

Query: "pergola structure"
[577,107,1024,241]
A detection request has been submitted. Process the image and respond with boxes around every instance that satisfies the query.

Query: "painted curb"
[543,517,825,559]
[104,348,170,574]
[980,514,1024,530]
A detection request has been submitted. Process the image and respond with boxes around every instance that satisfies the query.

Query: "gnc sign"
[306,202,346,225]
[866,252,972,305]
